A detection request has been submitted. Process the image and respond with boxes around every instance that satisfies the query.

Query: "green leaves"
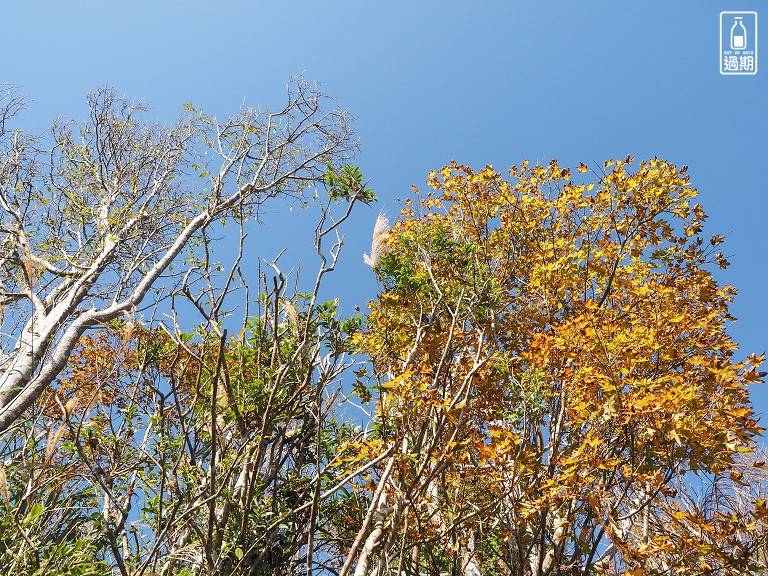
[324,163,376,204]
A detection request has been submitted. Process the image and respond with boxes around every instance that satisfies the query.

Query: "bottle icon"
[731,17,747,50]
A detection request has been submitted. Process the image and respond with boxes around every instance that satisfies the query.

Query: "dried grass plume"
[363,212,390,268]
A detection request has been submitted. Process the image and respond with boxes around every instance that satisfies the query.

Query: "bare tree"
[0,78,357,431]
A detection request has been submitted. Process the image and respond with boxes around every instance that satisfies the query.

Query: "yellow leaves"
[329,438,386,469]
[586,434,602,448]
[487,428,522,457]
[668,428,684,446]
[475,164,498,182]
[360,156,763,572]
[726,406,753,420]
[753,498,768,519]
[380,370,414,390]
[570,399,592,417]
[601,394,620,421]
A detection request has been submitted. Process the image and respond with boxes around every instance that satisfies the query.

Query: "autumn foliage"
[0,157,765,576]
[354,158,766,575]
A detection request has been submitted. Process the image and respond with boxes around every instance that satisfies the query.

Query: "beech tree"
[349,159,766,575]
[0,79,357,432]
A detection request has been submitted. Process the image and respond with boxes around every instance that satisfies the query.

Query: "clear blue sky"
[3,1,767,415]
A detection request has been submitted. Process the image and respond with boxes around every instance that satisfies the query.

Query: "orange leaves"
[485,427,522,459]
[356,157,764,574]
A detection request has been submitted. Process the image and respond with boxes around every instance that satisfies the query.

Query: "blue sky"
[3,1,767,415]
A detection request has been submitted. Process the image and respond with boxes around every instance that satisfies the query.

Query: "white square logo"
[721,12,758,75]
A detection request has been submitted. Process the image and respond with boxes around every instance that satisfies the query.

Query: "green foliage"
[0,425,108,576]
[325,163,376,204]
[0,288,369,575]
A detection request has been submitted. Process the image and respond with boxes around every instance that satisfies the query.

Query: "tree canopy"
[0,85,765,576]
[351,159,766,575]
[0,79,362,432]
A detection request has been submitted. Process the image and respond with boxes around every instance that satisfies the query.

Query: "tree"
[0,157,379,575]
[0,306,362,576]
[349,159,766,575]
[2,96,766,576]
[0,78,359,432]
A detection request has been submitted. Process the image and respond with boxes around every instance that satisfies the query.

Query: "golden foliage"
[355,159,766,574]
